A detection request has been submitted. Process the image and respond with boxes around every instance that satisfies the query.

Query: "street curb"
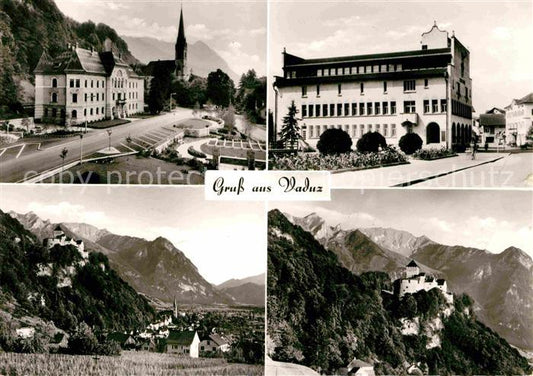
[18,151,138,183]
[392,154,508,187]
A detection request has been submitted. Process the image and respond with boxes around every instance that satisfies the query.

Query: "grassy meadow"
[0,351,263,375]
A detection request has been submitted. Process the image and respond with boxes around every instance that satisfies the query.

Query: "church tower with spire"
[175,6,188,80]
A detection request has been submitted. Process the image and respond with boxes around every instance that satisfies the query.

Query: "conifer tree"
[279,101,300,150]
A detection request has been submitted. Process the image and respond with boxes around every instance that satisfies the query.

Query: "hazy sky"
[272,189,533,258]
[55,0,267,76]
[269,1,533,113]
[0,185,266,285]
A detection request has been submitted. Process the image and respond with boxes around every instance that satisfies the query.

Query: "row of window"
[302,99,448,118]
[287,63,406,79]
[305,123,398,139]
[66,78,106,89]
[423,99,447,114]
[45,103,139,119]
[302,79,430,97]
[52,91,139,104]
[53,77,140,90]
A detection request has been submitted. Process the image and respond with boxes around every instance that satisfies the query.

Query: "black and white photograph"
[267,189,533,375]
[268,1,533,188]
[0,0,266,184]
[0,185,265,374]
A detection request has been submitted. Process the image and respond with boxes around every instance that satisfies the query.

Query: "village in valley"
[0,187,266,375]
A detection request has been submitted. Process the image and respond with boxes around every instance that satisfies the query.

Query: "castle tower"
[405,260,420,278]
[53,225,64,238]
[175,5,187,80]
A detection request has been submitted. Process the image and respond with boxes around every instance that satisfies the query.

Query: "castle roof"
[407,260,419,267]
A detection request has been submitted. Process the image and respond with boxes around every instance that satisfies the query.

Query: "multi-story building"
[479,108,506,148]
[273,23,473,149]
[34,40,144,126]
[397,261,453,304]
[505,93,533,146]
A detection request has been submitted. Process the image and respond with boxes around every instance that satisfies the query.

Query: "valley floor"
[0,351,263,376]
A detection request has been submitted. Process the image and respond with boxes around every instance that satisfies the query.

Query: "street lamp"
[107,129,112,151]
[79,134,83,164]
[170,92,176,112]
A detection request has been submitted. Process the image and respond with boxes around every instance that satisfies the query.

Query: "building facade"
[34,42,144,126]
[273,23,473,149]
[505,93,533,146]
[479,108,506,148]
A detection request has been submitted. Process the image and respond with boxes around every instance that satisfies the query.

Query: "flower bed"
[413,146,457,160]
[270,147,408,171]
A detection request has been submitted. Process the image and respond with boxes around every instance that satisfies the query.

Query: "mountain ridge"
[121,36,240,82]
[9,211,235,306]
[283,211,533,351]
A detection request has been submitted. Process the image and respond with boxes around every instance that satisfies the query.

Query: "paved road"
[0,108,192,182]
[235,115,266,142]
[416,152,533,187]
[331,153,506,188]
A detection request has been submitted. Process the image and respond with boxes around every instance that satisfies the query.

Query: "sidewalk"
[331,152,508,188]
[175,138,212,161]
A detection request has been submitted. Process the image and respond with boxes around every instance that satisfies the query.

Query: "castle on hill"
[396,260,453,304]
[45,225,88,259]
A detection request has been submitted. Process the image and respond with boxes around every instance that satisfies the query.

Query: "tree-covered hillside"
[0,209,155,336]
[0,0,138,116]
[267,209,531,375]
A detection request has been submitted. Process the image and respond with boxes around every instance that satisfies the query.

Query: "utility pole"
[170,92,176,112]
[79,134,83,164]
[107,129,112,151]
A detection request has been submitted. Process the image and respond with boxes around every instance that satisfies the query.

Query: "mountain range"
[284,211,533,352]
[268,209,531,375]
[10,211,263,307]
[121,36,240,82]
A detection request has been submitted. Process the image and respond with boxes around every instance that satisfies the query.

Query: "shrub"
[187,146,207,158]
[452,143,467,153]
[413,146,456,160]
[316,128,352,154]
[356,131,387,153]
[399,133,423,154]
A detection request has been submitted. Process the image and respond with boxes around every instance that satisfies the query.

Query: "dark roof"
[486,107,505,114]
[208,334,227,346]
[144,60,177,76]
[479,113,505,127]
[283,48,451,68]
[34,47,141,78]
[437,279,446,285]
[167,330,196,345]
[407,260,419,267]
[107,332,132,344]
[516,93,533,105]
[54,225,63,231]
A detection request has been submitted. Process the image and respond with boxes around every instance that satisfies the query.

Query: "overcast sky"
[272,189,533,258]
[55,0,266,76]
[0,185,266,285]
[269,1,533,113]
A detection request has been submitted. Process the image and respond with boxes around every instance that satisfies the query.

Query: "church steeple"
[175,5,187,80]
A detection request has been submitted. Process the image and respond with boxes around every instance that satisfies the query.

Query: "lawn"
[176,118,212,130]
[85,119,130,129]
[200,143,266,160]
[0,352,264,376]
[41,155,204,185]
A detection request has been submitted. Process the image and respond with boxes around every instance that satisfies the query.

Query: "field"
[0,352,264,376]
